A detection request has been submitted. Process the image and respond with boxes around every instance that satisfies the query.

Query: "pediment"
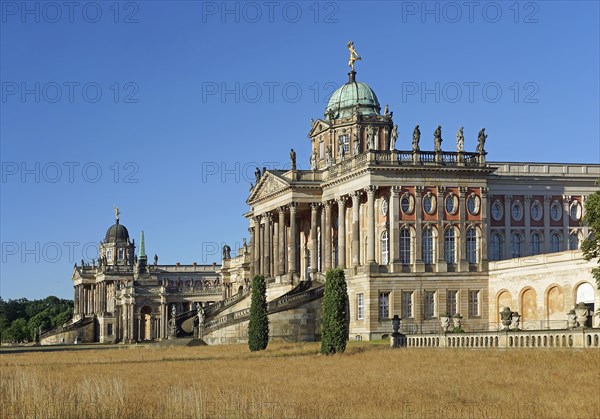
[308,119,331,138]
[247,172,290,203]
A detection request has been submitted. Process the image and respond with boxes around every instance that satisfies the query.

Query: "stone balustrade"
[405,329,600,349]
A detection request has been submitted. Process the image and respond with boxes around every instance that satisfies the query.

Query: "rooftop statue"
[477,128,487,154]
[347,41,362,71]
[456,127,464,152]
[114,206,120,222]
[434,125,443,152]
[391,125,399,150]
[412,125,421,152]
[290,148,297,170]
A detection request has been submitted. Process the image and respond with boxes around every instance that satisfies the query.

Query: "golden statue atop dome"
[347,41,362,71]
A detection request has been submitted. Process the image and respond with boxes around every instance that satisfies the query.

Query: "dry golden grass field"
[1,341,598,419]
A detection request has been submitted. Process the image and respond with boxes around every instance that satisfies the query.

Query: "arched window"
[569,232,579,250]
[490,232,503,261]
[444,228,456,265]
[511,233,522,258]
[380,230,389,265]
[422,228,434,264]
[531,233,542,255]
[400,228,411,264]
[466,229,477,264]
[551,233,561,252]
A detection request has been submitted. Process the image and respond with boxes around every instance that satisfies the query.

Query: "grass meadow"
[1,341,598,419]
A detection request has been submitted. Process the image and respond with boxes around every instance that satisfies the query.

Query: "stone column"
[254,216,261,275]
[310,203,319,276]
[562,195,570,251]
[320,204,326,272]
[273,220,279,276]
[415,187,424,270]
[504,195,512,258]
[437,186,447,272]
[480,187,489,265]
[324,201,332,270]
[278,207,286,275]
[351,191,361,267]
[365,186,377,264]
[390,187,401,265]
[288,203,297,275]
[264,213,272,277]
[459,187,468,271]
[337,197,347,268]
[524,195,532,255]
[249,226,255,278]
[543,196,551,253]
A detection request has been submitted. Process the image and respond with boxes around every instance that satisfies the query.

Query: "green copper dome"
[325,73,381,119]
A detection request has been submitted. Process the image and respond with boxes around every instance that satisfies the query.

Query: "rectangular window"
[319,141,324,159]
[401,291,413,319]
[446,290,458,316]
[357,293,364,320]
[379,292,390,319]
[424,291,436,318]
[469,290,480,317]
[340,134,350,153]
[107,323,113,335]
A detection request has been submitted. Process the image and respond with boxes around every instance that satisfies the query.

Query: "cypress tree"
[248,275,269,351]
[321,268,348,354]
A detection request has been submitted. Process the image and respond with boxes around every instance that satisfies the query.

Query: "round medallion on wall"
[445,194,458,215]
[491,200,503,221]
[511,200,523,221]
[467,194,481,215]
[401,193,415,215]
[381,199,389,216]
[531,200,542,221]
[551,201,562,221]
[423,193,437,215]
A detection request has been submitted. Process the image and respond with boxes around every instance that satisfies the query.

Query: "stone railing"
[405,329,600,349]
[166,285,223,296]
[204,283,324,333]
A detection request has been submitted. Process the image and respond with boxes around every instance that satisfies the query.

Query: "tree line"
[0,296,73,343]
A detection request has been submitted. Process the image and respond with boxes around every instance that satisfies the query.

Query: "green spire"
[139,230,146,257]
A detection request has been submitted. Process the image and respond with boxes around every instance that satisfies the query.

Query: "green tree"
[247,275,269,351]
[321,268,348,355]
[582,182,600,289]
[5,318,28,343]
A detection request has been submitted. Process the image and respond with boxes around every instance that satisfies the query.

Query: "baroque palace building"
[232,65,600,340]
[44,48,599,345]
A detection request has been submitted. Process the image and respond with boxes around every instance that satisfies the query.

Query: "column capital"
[504,194,512,202]
[416,186,425,196]
[277,206,287,214]
[310,202,321,211]
[459,186,468,195]
[390,185,401,195]
[562,195,571,203]
[437,185,446,194]
[336,195,348,205]
[524,194,532,204]
[253,214,262,222]
[480,187,488,197]
[324,200,333,208]
[364,185,378,195]
[351,190,362,201]
[288,202,298,212]
[543,195,551,204]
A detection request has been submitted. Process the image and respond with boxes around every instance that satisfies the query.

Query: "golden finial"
[347,41,362,71]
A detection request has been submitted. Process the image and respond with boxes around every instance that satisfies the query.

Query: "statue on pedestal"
[456,127,464,152]
[477,128,487,154]
[289,148,297,170]
[310,150,317,170]
[347,41,362,71]
[433,125,443,152]
[353,133,361,155]
[366,125,374,150]
[168,305,177,339]
[412,125,421,152]
[390,125,398,150]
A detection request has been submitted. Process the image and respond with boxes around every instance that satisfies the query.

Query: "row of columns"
[250,186,488,278]
[74,282,115,317]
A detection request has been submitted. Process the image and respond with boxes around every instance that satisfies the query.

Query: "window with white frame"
[423,193,436,214]
[491,201,503,221]
[422,228,434,264]
[424,291,436,318]
[551,232,561,252]
[340,134,350,153]
[511,233,522,258]
[444,228,456,264]
[379,292,390,319]
[512,201,523,221]
[401,291,413,319]
[469,290,480,317]
[531,232,542,255]
[380,230,389,265]
[445,194,458,214]
[118,248,125,260]
[357,293,364,320]
[490,232,503,261]
[551,201,562,221]
[446,290,458,316]
[467,194,480,215]
[106,248,113,261]
[466,228,477,264]
[400,228,411,264]
[570,201,581,221]
[401,194,414,214]
[569,232,579,250]
[531,201,542,221]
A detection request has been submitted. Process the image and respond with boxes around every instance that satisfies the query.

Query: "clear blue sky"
[1,1,599,300]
